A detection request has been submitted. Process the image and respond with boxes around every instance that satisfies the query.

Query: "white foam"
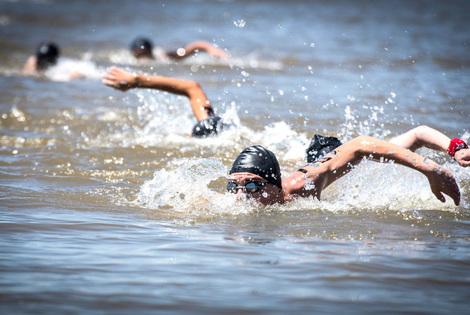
[45,58,103,81]
[135,158,259,216]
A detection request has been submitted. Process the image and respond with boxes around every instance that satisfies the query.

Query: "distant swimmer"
[22,42,84,80]
[102,67,231,138]
[227,126,468,206]
[130,37,228,61]
[22,42,60,76]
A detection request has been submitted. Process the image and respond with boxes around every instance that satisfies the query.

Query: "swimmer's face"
[36,55,57,70]
[132,48,153,59]
[228,173,283,205]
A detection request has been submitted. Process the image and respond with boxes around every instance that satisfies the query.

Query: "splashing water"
[134,154,470,218]
[45,58,103,81]
[136,159,248,216]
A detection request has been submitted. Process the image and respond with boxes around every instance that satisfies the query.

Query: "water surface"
[1,0,470,314]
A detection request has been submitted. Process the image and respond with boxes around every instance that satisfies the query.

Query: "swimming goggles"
[227,181,266,194]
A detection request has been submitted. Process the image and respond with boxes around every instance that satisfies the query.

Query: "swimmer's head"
[35,42,60,70]
[130,37,154,59]
[229,145,282,189]
[306,134,342,163]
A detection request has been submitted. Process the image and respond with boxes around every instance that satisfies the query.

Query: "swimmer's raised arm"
[391,125,470,167]
[166,40,228,60]
[102,67,213,121]
[284,136,460,205]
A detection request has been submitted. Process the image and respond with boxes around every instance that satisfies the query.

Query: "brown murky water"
[1,0,470,313]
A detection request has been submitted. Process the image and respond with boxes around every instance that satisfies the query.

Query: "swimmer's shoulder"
[21,55,38,76]
[297,156,333,174]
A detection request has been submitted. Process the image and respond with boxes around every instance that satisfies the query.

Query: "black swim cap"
[130,37,153,52]
[229,145,282,189]
[35,42,60,68]
[306,134,342,163]
[192,115,222,138]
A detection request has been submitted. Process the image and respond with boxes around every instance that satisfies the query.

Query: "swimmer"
[22,41,84,80]
[102,67,229,137]
[130,37,228,61]
[228,127,469,206]
[22,42,60,76]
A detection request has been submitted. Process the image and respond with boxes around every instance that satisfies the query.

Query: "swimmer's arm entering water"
[282,136,460,205]
[102,67,213,121]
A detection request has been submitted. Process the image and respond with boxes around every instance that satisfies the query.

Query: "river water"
[1,0,470,314]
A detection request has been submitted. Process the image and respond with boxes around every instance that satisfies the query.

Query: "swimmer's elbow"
[334,135,369,159]
[184,81,207,100]
[350,135,377,156]
[185,80,203,92]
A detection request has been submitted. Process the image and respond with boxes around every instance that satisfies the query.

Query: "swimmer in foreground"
[130,37,228,61]
[22,42,60,76]
[228,126,469,206]
[102,67,228,137]
[102,67,467,205]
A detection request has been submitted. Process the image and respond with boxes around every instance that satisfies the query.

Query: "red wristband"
[446,138,468,157]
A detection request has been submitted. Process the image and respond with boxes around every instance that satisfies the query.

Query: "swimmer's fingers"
[102,67,136,91]
[102,77,130,92]
[104,67,132,82]
[106,67,129,78]
[427,168,460,206]
[454,149,470,167]
[102,68,120,86]
[431,185,460,206]
[102,73,115,84]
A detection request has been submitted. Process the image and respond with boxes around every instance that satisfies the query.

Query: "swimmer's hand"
[102,67,138,91]
[454,148,470,167]
[426,165,460,206]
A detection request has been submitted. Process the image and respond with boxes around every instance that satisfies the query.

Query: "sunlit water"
[1,0,470,314]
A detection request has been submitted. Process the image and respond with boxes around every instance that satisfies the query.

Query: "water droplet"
[177,48,186,56]
[234,19,246,28]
